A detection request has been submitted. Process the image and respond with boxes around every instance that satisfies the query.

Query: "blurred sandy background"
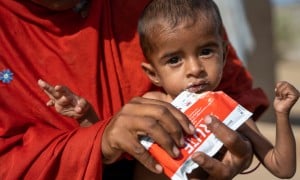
[232,0,300,179]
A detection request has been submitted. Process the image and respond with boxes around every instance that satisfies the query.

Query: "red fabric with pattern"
[0,0,268,179]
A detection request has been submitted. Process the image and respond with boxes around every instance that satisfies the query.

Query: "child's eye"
[200,48,213,57]
[166,56,181,65]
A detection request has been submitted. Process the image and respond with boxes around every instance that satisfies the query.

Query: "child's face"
[142,19,226,99]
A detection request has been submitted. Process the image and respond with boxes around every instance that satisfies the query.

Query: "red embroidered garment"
[0,0,268,179]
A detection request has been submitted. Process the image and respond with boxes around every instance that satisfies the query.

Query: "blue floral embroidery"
[0,69,14,84]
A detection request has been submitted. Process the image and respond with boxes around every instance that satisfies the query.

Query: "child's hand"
[38,79,90,119]
[274,81,300,114]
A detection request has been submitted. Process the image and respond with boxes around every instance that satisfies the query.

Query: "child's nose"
[186,58,204,77]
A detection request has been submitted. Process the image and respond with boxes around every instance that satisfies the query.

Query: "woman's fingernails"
[155,164,163,173]
[173,146,180,157]
[180,137,185,147]
[192,153,204,165]
[204,115,212,124]
[189,123,195,133]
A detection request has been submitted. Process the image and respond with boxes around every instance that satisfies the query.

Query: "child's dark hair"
[138,0,223,60]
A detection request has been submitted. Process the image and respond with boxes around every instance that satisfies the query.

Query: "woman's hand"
[101,97,195,174]
[191,116,253,180]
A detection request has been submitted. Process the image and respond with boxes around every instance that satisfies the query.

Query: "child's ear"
[141,62,162,87]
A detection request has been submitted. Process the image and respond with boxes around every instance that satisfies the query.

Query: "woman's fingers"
[192,152,233,179]
[102,97,195,173]
[191,115,252,179]
[204,116,251,158]
[131,97,195,134]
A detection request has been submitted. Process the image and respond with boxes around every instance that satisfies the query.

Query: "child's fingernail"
[38,79,44,85]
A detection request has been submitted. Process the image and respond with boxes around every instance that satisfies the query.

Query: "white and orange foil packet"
[140,91,252,180]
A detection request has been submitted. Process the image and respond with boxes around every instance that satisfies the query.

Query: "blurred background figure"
[214,0,255,66]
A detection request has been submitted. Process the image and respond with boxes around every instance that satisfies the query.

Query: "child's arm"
[38,79,99,127]
[240,81,299,178]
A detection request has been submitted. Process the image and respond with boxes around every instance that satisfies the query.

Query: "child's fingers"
[75,98,89,113]
[38,79,60,99]
[55,94,76,106]
[54,85,71,97]
[275,81,287,94]
[275,81,299,99]
[275,81,292,98]
[74,106,83,113]
[275,84,286,100]
[52,86,78,105]
[46,100,55,106]
[54,85,69,93]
